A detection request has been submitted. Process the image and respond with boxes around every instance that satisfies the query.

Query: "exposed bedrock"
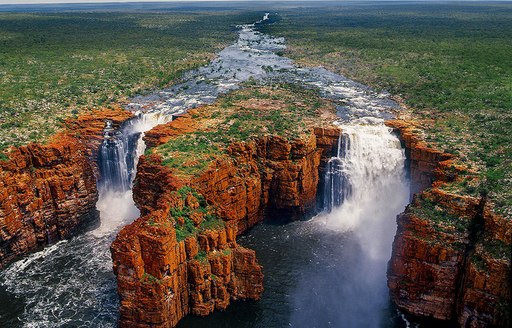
[111,110,340,327]
[0,108,132,268]
[386,120,511,327]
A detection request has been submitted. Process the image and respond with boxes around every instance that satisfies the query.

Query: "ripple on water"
[1,13,407,327]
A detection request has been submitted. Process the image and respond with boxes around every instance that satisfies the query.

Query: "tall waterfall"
[93,112,170,236]
[322,118,409,251]
[323,117,408,230]
[288,117,410,326]
[98,120,132,192]
[98,112,169,193]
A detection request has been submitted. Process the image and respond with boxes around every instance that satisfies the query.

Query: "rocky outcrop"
[386,119,454,197]
[112,158,264,328]
[386,119,511,327]
[193,128,339,234]
[0,108,132,268]
[112,110,340,327]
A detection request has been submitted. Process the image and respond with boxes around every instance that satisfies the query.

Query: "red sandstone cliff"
[112,110,340,327]
[0,108,132,268]
[386,120,511,327]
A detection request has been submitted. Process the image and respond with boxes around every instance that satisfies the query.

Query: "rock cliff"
[112,88,340,327]
[386,120,511,327]
[0,108,132,268]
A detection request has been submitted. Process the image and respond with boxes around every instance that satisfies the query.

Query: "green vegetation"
[154,85,335,177]
[263,2,512,217]
[481,237,511,261]
[195,250,208,263]
[471,253,489,273]
[0,10,261,151]
[172,186,225,242]
[409,196,470,234]
[140,272,161,285]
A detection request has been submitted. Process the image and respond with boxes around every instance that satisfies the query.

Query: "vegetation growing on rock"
[262,2,512,217]
[152,85,337,178]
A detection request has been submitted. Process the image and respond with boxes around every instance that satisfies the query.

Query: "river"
[0,13,415,328]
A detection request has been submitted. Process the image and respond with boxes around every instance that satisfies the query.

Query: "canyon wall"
[112,112,340,327]
[386,120,511,327]
[0,108,131,268]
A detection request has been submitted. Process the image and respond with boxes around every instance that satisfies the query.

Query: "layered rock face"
[112,168,263,327]
[112,109,340,327]
[386,120,511,327]
[0,108,132,268]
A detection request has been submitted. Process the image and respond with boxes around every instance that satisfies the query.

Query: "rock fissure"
[386,119,511,327]
[111,93,341,327]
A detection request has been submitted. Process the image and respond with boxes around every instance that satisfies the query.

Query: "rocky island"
[111,86,340,327]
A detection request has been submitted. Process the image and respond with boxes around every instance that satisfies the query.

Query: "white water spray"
[286,118,410,326]
[320,117,409,258]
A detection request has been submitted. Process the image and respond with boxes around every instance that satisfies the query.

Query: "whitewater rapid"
[0,13,407,327]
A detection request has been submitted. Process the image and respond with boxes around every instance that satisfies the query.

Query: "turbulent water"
[1,14,411,327]
[179,118,410,328]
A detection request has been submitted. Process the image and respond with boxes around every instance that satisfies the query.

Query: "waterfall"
[322,117,409,257]
[97,112,170,193]
[98,120,131,192]
[92,112,170,237]
[323,133,352,212]
[289,117,410,327]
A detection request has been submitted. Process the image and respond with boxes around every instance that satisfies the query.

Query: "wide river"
[0,13,417,328]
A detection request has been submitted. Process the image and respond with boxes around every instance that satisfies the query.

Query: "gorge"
[0,13,509,328]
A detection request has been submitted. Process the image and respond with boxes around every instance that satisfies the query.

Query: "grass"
[171,186,225,242]
[154,85,336,178]
[409,195,470,235]
[262,2,512,217]
[0,9,262,151]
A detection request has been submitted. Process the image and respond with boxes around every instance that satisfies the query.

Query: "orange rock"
[386,119,511,327]
[111,115,341,327]
[0,107,132,268]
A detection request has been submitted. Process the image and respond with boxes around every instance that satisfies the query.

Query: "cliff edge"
[387,120,511,327]
[111,86,340,327]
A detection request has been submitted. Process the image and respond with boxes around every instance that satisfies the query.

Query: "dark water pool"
[178,220,410,328]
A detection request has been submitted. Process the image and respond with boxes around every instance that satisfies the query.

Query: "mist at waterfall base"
[0,13,415,327]
[179,119,411,328]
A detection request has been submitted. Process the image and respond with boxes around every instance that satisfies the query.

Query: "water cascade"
[306,117,410,326]
[0,13,412,327]
[322,117,409,251]
[323,133,351,212]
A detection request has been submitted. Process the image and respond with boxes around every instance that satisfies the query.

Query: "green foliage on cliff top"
[0,9,262,151]
[172,186,225,242]
[261,2,512,217]
[409,195,471,236]
[154,85,335,178]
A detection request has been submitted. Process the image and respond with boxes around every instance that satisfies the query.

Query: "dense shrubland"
[0,10,261,151]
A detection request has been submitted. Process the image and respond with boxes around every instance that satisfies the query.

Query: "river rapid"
[0,13,415,328]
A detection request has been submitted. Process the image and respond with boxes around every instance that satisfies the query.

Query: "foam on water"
[0,13,407,327]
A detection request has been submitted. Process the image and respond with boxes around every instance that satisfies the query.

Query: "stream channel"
[0,13,416,328]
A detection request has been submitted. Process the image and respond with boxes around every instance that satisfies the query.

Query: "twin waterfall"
[0,12,412,327]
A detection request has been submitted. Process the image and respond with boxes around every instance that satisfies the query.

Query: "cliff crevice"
[386,119,511,327]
